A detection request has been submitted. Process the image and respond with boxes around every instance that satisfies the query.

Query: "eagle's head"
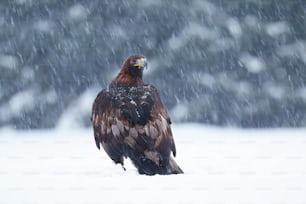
[125,55,147,76]
[112,55,147,86]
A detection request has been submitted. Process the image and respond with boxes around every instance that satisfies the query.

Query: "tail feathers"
[126,147,183,175]
[169,157,183,174]
[131,155,183,175]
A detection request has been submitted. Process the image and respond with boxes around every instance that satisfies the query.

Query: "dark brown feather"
[91,55,183,175]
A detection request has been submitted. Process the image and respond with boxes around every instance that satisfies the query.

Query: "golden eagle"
[91,55,183,175]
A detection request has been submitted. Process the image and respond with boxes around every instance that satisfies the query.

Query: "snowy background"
[1,1,306,203]
[1,0,306,129]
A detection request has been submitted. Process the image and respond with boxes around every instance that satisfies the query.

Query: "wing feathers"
[111,124,121,138]
[92,85,181,174]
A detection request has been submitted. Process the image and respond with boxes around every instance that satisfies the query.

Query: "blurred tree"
[0,0,306,129]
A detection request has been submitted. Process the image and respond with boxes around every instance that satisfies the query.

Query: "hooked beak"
[134,57,147,69]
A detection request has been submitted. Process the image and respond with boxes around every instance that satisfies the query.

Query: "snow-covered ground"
[1,124,306,204]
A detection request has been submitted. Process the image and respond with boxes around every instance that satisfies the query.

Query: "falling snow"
[1,0,306,129]
[1,1,306,202]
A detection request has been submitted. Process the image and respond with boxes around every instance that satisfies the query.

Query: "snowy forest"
[1,1,306,203]
[1,0,306,129]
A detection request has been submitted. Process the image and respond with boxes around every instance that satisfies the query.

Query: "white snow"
[277,41,306,65]
[193,1,217,15]
[226,18,242,38]
[196,72,216,88]
[14,0,30,5]
[1,124,306,204]
[168,22,219,50]
[139,0,162,7]
[239,53,266,74]
[0,17,5,27]
[209,38,235,52]
[57,87,98,129]
[0,89,35,121]
[297,87,306,101]
[109,25,127,39]
[170,103,189,121]
[68,4,88,21]
[33,20,54,33]
[244,15,259,29]
[265,21,290,37]
[0,54,19,70]
[21,66,35,81]
[264,83,286,100]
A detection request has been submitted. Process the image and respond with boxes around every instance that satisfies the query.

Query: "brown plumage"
[91,55,183,175]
